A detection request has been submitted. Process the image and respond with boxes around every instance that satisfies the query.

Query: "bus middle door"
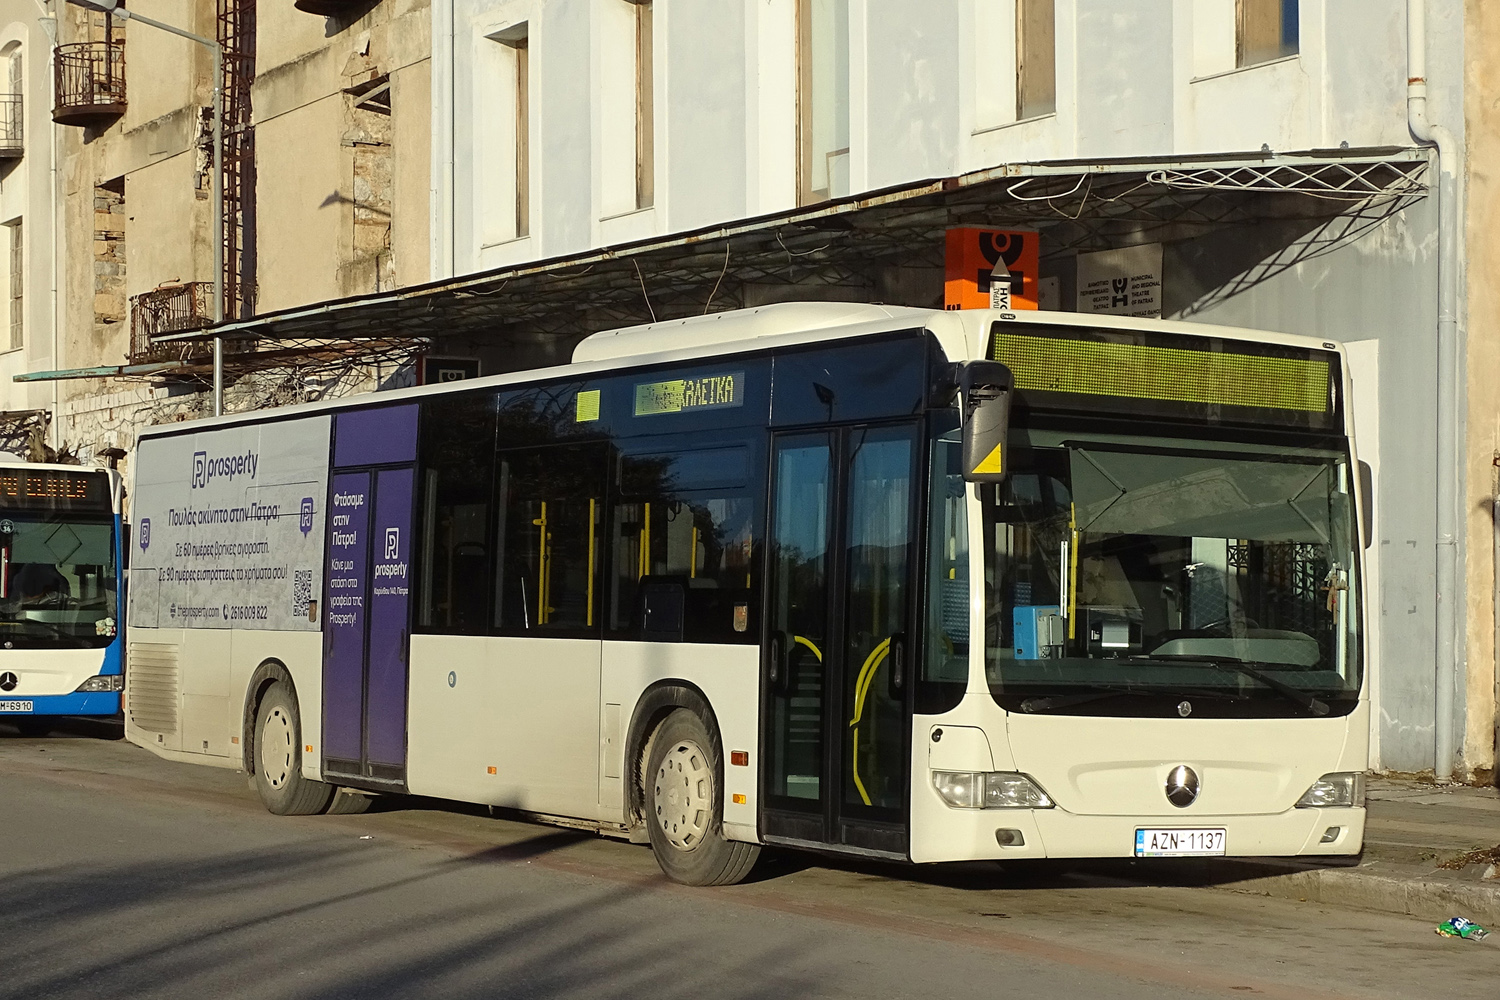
[323,406,418,789]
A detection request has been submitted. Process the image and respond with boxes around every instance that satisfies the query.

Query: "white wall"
[438,0,1441,277]
[0,10,58,421]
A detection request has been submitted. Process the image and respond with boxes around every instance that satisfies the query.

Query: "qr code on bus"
[293,569,312,617]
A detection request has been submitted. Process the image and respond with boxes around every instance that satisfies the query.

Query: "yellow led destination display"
[993,331,1332,414]
[634,372,744,417]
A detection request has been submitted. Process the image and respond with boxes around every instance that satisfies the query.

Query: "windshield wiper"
[1018,684,1240,714]
[1142,654,1330,717]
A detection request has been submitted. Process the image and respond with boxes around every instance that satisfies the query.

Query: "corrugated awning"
[17,147,1427,384]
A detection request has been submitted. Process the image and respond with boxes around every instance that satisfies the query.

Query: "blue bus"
[0,458,124,732]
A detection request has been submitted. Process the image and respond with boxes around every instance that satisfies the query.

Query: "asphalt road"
[0,720,1493,1000]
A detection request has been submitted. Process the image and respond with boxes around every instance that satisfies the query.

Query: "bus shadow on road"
[761,852,1361,893]
[0,835,827,1000]
[0,716,124,740]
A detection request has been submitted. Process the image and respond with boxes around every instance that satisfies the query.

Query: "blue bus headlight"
[1295,772,1365,808]
[74,675,123,693]
[932,771,1054,809]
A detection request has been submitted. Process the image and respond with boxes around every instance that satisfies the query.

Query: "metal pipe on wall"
[1406,0,1462,781]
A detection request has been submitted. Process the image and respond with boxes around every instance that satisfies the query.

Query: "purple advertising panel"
[334,405,418,469]
[366,467,414,769]
[322,471,371,766]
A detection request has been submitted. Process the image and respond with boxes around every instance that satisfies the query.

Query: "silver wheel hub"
[654,739,712,850]
[260,706,295,790]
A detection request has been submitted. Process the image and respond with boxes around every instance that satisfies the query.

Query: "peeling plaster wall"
[1462,0,1500,780]
[53,0,432,458]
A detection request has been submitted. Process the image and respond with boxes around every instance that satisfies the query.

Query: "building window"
[1,49,21,155]
[600,1,653,216]
[1237,0,1298,67]
[974,0,1054,131]
[7,219,21,351]
[635,1,653,211]
[479,23,529,245]
[1015,0,1055,120]
[796,0,849,205]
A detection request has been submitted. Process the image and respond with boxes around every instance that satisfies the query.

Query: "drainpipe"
[1407,0,1461,781]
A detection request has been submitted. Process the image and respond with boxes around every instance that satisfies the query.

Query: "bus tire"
[325,787,375,815]
[253,681,335,816]
[645,708,759,886]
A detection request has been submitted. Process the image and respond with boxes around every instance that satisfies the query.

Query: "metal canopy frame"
[15,147,1428,387]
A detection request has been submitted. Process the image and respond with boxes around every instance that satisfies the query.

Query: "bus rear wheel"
[253,681,335,816]
[645,709,759,886]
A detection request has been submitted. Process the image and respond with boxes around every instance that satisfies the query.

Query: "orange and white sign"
[943,228,1040,311]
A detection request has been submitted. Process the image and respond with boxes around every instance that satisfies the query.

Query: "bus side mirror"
[959,361,1014,484]
[1358,460,1374,550]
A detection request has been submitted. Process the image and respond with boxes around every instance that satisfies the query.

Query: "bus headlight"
[74,675,123,693]
[1295,772,1365,808]
[931,771,1054,809]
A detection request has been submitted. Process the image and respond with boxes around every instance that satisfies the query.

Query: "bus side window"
[417,393,497,634]
[608,441,762,643]
[494,443,606,635]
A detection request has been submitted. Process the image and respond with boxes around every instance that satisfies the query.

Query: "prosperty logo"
[191,449,259,489]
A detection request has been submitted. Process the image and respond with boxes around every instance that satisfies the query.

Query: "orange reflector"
[487,766,497,775]
[231,736,239,744]
[730,750,749,766]
[304,745,313,753]
[732,793,746,804]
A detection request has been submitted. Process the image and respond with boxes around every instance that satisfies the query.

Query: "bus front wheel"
[645,709,759,886]
[253,681,335,816]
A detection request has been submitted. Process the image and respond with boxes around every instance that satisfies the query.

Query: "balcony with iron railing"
[54,41,126,127]
[130,282,213,365]
[0,95,22,158]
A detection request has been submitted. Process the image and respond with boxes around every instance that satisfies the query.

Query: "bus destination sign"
[634,372,744,417]
[0,468,109,511]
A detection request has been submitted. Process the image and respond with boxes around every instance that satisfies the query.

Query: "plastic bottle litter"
[1436,917,1490,941]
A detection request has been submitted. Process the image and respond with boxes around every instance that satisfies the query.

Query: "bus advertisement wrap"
[129,416,331,631]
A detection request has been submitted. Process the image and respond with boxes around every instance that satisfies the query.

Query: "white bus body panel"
[405,636,760,841]
[124,626,323,775]
[407,635,602,819]
[7,646,115,698]
[598,642,761,842]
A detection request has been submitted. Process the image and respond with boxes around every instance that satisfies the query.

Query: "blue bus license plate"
[0,700,34,712]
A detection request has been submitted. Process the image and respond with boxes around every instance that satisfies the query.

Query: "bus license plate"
[1135,828,1226,857]
[0,701,34,713]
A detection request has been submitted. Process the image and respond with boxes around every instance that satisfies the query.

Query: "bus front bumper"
[0,691,121,717]
[918,806,1365,861]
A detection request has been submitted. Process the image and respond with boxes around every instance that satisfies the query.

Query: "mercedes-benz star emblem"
[0,672,17,692]
[1165,764,1200,808]
[1177,700,1193,718]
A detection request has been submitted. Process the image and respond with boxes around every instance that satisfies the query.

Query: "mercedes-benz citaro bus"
[0,457,125,732]
[124,303,1368,884]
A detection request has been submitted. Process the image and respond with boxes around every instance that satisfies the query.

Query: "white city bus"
[125,303,1368,884]
[0,458,125,731]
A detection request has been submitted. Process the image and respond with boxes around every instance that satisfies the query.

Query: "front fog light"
[932,770,1054,809]
[74,674,123,693]
[1295,772,1365,808]
[932,770,980,808]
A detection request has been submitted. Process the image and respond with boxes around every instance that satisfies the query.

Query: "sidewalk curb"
[1207,861,1500,926]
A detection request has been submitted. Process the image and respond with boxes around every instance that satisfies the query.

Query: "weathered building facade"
[44,0,431,453]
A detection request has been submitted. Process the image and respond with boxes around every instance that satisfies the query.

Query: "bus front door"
[761,423,918,858]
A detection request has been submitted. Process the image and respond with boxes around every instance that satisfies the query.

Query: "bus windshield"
[0,513,118,648]
[982,428,1361,718]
